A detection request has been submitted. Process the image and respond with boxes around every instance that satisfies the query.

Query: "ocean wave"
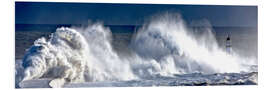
[17,13,257,87]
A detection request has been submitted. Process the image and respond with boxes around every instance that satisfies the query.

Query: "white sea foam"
[21,24,136,87]
[131,13,256,74]
[22,27,90,83]
[19,13,257,87]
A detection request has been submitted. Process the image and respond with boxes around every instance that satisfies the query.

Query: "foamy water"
[16,13,257,87]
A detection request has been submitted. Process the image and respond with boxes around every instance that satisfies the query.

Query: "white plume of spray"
[73,23,136,82]
[19,13,257,87]
[131,13,256,74]
[21,23,136,86]
[22,27,89,83]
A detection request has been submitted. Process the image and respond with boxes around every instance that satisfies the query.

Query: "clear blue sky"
[15,2,257,27]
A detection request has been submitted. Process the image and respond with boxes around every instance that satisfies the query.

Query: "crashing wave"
[20,24,136,87]
[131,13,256,74]
[18,13,257,87]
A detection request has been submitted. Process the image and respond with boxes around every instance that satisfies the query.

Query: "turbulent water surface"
[15,14,258,88]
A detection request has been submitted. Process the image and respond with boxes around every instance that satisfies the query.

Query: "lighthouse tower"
[226,34,232,54]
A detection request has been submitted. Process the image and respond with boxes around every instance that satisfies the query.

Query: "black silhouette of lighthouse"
[226,34,232,54]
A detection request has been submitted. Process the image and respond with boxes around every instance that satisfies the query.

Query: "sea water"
[15,13,257,88]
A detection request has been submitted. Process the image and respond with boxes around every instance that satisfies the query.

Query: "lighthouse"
[226,34,232,54]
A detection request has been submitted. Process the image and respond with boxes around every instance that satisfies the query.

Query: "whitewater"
[15,13,257,88]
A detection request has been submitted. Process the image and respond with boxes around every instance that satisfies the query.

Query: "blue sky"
[15,2,257,27]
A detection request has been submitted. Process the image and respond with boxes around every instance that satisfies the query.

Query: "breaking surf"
[15,13,257,88]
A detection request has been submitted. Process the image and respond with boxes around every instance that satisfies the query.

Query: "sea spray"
[20,23,136,87]
[19,13,257,87]
[131,13,255,74]
[22,27,90,83]
[73,24,136,82]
